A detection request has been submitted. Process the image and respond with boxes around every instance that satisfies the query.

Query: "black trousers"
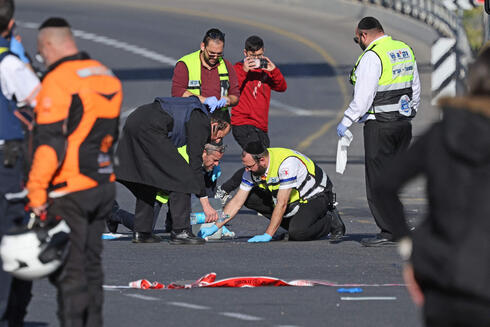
[222,125,271,194]
[364,120,411,239]
[244,187,332,241]
[423,288,490,327]
[0,149,32,327]
[111,202,161,232]
[231,124,270,150]
[121,181,190,232]
[48,183,115,327]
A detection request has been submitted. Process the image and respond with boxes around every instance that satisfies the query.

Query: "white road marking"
[270,99,313,116]
[18,20,322,117]
[167,302,211,310]
[340,296,397,301]
[103,285,131,289]
[17,21,178,66]
[125,294,160,301]
[219,312,263,321]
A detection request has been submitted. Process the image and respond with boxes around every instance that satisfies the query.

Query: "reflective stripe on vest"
[350,36,415,117]
[255,148,326,207]
[0,46,24,141]
[156,145,188,204]
[178,50,230,97]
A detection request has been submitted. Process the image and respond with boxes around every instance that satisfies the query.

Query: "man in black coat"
[115,96,230,244]
[378,48,490,326]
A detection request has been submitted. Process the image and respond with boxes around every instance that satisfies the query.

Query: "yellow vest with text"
[256,148,320,206]
[156,145,189,203]
[350,36,416,121]
[178,50,230,97]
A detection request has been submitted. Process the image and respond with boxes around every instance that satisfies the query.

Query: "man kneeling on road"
[199,142,345,242]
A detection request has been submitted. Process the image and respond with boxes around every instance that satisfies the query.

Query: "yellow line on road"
[87,0,351,150]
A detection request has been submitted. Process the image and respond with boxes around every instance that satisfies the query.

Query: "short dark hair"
[357,17,384,33]
[0,0,14,34]
[210,108,230,129]
[244,35,264,52]
[202,28,225,46]
[39,17,70,30]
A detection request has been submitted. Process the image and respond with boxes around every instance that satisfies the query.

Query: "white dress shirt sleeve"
[239,170,255,192]
[410,61,421,112]
[341,51,381,127]
[0,55,40,107]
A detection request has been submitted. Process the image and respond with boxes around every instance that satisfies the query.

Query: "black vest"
[154,96,208,147]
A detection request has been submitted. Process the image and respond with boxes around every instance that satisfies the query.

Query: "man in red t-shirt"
[217,35,287,201]
[171,28,240,114]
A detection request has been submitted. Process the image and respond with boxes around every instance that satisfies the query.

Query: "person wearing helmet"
[25,17,122,327]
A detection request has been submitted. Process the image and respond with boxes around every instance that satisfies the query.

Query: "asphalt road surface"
[15,0,438,326]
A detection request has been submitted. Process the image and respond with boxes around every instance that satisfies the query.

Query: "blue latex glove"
[211,165,221,182]
[336,122,348,137]
[198,224,219,238]
[204,96,218,112]
[221,225,235,237]
[9,37,30,63]
[248,233,272,243]
[216,97,227,108]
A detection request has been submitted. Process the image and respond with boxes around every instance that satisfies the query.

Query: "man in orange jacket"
[27,17,122,326]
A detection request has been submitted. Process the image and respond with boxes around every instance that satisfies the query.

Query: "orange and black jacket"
[27,52,122,207]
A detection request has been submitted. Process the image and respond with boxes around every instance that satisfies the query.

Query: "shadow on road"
[112,62,431,81]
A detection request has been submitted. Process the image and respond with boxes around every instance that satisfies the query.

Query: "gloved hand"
[216,97,227,108]
[211,165,221,182]
[10,37,30,63]
[221,225,235,237]
[336,122,348,137]
[247,233,272,243]
[198,224,219,239]
[204,96,219,112]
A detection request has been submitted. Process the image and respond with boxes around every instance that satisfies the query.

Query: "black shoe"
[164,221,173,233]
[329,208,346,241]
[132,232,161,243]
[170,229,205,245]
[360,235,395,247]
[106,202,120,233]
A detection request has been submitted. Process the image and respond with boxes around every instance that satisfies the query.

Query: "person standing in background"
[336,17,420,246]
[0,0,40,325]
[379,47,490,327]
[28,17,122,326]
[172,28,239,115]
[217,35,287,203]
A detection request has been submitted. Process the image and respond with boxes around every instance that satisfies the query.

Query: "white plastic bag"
[336,130,353,174]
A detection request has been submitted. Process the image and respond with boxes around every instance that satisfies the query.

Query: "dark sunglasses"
[353,36,359,44]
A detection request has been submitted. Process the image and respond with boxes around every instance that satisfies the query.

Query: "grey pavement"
[15,1,438,326]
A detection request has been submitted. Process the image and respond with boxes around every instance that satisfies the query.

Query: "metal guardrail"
[365,0,459,37]
[354,0,475,97]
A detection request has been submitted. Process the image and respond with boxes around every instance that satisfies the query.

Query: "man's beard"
[204,54,218,67]
[251,166,266,177]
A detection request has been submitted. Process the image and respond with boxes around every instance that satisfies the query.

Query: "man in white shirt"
[198,142,345,242]
[0,0,41,324]
[336,17,420,247]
